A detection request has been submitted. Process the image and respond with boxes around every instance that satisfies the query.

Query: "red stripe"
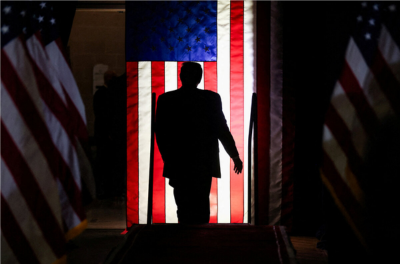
[205,62,217,93]
[126,62,139,227]
[230,1,244,223]
[1,125,65,257]
[339,62,380,138]
[370,50,400,117]
[1,50,85,221]
[205,62,218,223]
[177,62,184,88]
[54,37,89,143]
[325,104,364,186]
[53,38,90,155]
[25,47,77,146]
[152,61,166,223]
[1,196,41,264]
[256,1,271,225]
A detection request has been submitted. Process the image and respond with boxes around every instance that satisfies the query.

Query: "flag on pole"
[321,2,400,247]
[1,1,92,263]
[126,1,256,225]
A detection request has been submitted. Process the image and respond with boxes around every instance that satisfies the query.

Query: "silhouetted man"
[155,62,243,224]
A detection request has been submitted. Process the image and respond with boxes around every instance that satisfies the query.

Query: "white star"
[1,25,9,34]
[369,19,375,26]
[40,2,46,9]
[365,33,371,40]
[389,5,396,12]
[357,15,363,22]
[50,18,56,25]
[3,6,11,14]
[38,16,44,23]
[373,4,379,11]
[361,2,367,8]
[20,10,26,17]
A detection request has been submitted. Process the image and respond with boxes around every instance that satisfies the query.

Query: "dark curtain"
[281,2,359,235]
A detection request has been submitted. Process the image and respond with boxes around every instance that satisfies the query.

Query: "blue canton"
[126,1,217,62]
[1,1,60,48]
[353,2,399,65]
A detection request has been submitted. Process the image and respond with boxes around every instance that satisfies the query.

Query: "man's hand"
[233,156,243,174]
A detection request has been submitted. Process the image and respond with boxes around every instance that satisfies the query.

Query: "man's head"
[180,62,202,87]
[104,70,117,87]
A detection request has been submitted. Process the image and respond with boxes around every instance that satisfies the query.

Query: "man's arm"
[214,94,243,174]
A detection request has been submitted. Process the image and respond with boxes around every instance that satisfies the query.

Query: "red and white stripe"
[126,0,255,225]
[1,32,89,264]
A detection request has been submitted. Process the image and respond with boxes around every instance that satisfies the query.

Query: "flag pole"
[147,93,156,226]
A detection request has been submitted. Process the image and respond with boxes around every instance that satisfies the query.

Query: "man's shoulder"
[198,89,221,100]
[158,90,179,102]
[160,89,179,98]
[159,89,220,101]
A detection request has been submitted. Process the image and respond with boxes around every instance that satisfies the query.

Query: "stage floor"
[105,224,297,264]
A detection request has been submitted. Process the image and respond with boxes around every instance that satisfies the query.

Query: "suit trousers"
[169,176,213,224]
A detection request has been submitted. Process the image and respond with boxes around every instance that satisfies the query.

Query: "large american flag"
[126,1,257,225]
[321,2,400,247]
[1,2,93,263]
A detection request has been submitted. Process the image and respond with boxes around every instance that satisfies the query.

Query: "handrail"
[247,93,258,225]
[147,93,156,226]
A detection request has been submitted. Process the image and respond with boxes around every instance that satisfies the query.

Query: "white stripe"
[45,41,87,124]
[138,61,152,224]
[195,61,205,90]
[217,0,231,223]
[330,82,368,159]
[1,234,19,264]
[322,126,364,203]
[26,36,67,104]
[346,38,395,120]
[3,39,45,117]
[1,86,81,230]
[165,61,177,93]
[164,61,178,223]
[269,1,283,225]
[1,160,57,264]
[243,0,255,223]
[379,26,400,83]
[41,101,82,189]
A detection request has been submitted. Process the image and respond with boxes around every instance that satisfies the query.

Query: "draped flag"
[321,2,400,247]
[1,2,93,263]
[126,1,256,225]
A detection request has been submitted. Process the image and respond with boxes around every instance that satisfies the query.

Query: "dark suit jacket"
[155,87,239,180]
